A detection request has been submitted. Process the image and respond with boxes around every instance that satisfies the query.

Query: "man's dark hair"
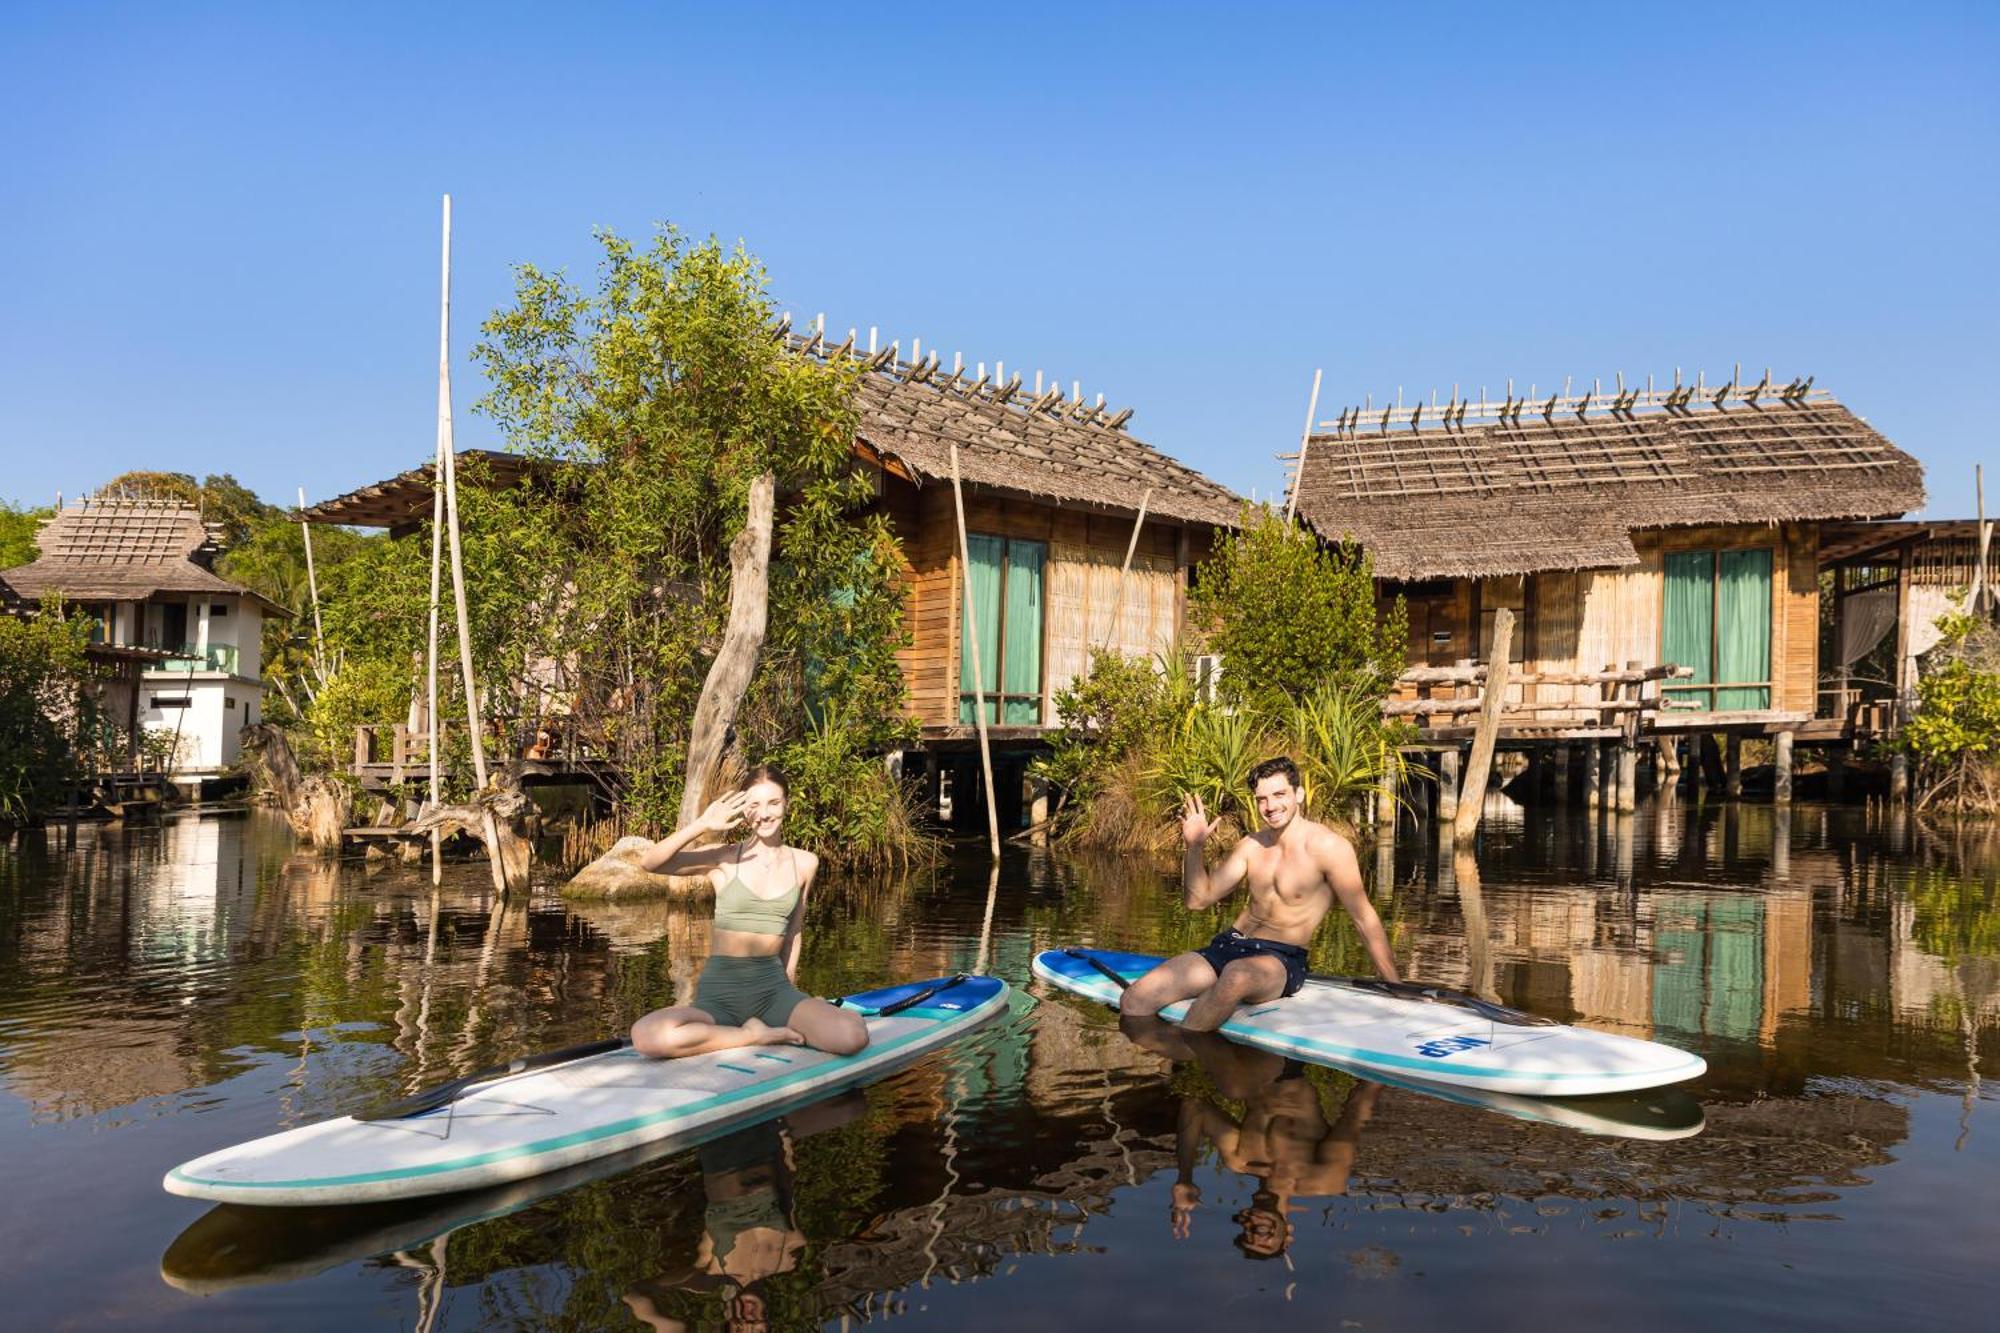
[1246,756,1301,792]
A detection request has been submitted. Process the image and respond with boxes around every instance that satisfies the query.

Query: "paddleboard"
[1033,948,1703,1096]
[165,973,1009,1206]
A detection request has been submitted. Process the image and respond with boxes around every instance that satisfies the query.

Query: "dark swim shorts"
[1195,930,1310,999]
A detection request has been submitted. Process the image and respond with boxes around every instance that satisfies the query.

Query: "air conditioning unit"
[1193,654,1223,703]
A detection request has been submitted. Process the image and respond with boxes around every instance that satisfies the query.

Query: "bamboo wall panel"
[1780,524,1819,713]
[1045,544,1180,713]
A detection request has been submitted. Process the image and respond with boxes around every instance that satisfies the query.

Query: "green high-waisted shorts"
[694,953,811,1028]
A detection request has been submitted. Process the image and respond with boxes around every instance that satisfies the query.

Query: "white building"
[0,499,279,781]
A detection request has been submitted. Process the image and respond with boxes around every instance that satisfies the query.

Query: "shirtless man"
[1119,756,1398,1032]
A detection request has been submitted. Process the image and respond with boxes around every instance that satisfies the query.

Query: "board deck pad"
[1033,948,1704,1097]
[166,974,1009,1206]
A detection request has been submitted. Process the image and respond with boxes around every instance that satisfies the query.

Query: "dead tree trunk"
[679,472,776,829]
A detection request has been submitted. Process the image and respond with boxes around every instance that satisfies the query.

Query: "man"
[1128,1024,1379,1259]
[1119,755,1398,1031]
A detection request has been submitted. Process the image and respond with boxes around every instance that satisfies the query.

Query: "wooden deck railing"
[1387,660,1694,737]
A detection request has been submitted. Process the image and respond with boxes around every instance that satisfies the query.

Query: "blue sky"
[3,2,1994,516]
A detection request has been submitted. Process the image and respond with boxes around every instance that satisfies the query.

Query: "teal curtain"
[1705,897,1765,1042]
[959,535,1004,724]
[1651,893,1706,1038]
[1716,548,1772,710]
[1662,552,1715,712]
[1002,540,1045,724]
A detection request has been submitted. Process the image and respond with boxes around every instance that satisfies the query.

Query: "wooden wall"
[1383,523,1822,719]
[879,475,1210,731]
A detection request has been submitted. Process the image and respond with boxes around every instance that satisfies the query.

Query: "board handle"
[1312,975,1558,1027]
[356,1037,632,1121]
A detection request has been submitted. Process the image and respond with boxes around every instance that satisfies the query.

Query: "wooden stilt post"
[1890,751,1910,803]
[949,443,1002,861]
[1774,730,1794,804]
[1436,748,1460,821]
[1616,659,1640,813]
[1452,608,1512,845]
[1699,732,1726,792]
[1724,733,1744,799]
[1659,734,1682,785]
[435,194,509,897]
[1553,742,1573,805]
[1375,763,1397,828]
[1584,740,1601,808]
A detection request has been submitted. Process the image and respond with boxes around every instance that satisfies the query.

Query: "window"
[151,695,192,709]
[210,603,230,617]
[1662,548,1772,710]
[959,534,1046,724]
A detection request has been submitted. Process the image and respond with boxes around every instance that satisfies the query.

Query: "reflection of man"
[1120,757,1399,1033]
[1127,1019,1379,1260]
[624,1095,861,1333]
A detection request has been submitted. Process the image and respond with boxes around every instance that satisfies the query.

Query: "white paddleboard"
[166,974,1009,1206]
[1033,948,1702,1097]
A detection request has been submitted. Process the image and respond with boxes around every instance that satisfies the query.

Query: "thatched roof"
[838,354,1241,526]
[0,500,284,611]
[303,337,1241,533]
[1288,382,1925,580]
[298,450,548,533]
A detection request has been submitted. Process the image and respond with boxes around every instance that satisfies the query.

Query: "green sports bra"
[712,845,802,936]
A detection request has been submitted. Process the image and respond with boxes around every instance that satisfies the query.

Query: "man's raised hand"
[697,792,748,834]
[1180,792,1213,845]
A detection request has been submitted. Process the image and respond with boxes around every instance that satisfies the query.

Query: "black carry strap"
[356,1036,633,1121]
[1311,974,1558,1027]
[834,974,971,1018]
[1063,948,1133,990]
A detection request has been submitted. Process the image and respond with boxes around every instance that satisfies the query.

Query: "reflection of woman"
[630,767,867,1058]
[623,1119,806,1333]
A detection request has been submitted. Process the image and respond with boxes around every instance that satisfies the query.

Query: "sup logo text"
[1413,1035,1491,1059]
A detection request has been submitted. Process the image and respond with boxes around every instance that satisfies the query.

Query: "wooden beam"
[1452,608,1512,844]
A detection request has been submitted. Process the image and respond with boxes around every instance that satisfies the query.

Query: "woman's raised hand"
[697,792,748,834]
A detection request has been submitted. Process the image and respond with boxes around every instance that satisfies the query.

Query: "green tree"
[1189,506,1407,708]
[0,500,52,569]
[0,601,95,823]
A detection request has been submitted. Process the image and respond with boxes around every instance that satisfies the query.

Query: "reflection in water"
[1,801,1998,1327]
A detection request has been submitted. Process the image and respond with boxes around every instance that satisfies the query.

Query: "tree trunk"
[679,472,776,829]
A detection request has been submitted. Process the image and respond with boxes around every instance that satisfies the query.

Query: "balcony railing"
[150,642,242,674]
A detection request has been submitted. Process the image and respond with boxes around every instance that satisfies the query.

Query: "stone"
[562,835,700,899]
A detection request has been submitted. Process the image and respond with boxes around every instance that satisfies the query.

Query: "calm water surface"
[1,800,1996,1329]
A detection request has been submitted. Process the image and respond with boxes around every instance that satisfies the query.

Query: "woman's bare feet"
[739,1017,804,1046]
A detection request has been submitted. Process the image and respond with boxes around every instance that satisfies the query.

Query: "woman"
[630,766,868,1058]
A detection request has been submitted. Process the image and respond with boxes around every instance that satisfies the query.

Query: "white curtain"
[1837,586,1898,668]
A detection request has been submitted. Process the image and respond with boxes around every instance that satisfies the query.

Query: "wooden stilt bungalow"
[302,334,1243,826]
[1285,374,1926,793]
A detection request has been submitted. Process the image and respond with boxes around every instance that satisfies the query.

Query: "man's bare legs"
[1119,952,1288,1032]
[631,1006,802,1058]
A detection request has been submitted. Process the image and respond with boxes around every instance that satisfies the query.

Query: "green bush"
[0,602,95,823]
[1902,612,2000,812]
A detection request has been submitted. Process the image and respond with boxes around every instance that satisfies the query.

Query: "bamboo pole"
[949,443,1002,861]
[434,194,509,896]
[1283,368,1322,525]
[1975,464,1990,615]
[1102,488,1152,653]
[296,487,327,680]
[425,358,447,885]
[1452,608,1512,845]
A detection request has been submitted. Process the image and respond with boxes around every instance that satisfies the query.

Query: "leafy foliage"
[1188,506,1408,708]
[0,500,51,569]
[0,601,95,823]
[1903,611,2000,813]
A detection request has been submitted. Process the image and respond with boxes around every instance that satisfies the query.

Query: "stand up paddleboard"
[166,973,1009,1206]
[1033,948,1702,1097]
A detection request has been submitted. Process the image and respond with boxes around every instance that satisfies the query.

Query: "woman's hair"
[743,764,790,799]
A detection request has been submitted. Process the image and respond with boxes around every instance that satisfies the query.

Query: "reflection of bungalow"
[304,337,1241,826]
[1287,378,1925,739]
[0,499,279,779]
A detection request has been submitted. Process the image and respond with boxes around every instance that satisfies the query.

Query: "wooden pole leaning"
[435,194,509,896]
[1283,368,1323,526]
[1102,488,1153,654]
[949,443,1002,861]
[1452,608,1512,845]
[296,487,327,682]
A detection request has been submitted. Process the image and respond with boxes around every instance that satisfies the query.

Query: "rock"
[562,835,702,899]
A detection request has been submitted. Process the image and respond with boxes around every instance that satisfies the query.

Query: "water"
[1,801,1995,1329]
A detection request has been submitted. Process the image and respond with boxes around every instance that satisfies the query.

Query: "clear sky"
[3,2,1994,516]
